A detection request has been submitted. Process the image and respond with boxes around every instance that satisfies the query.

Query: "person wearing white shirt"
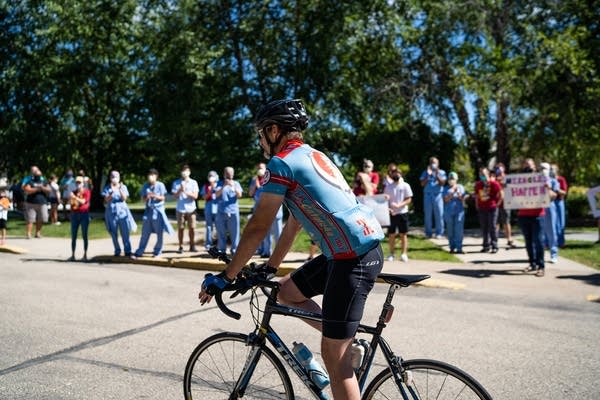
[384,167,413,262]
[172,164,199,253]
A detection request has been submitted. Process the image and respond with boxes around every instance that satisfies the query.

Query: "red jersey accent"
[276,139,304,159]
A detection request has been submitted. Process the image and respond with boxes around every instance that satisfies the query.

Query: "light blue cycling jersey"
[262,140,384,260]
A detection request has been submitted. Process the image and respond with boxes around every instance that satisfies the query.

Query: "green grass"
[560,240,600,271]
[7,218,112,240]
[290,230,461,263]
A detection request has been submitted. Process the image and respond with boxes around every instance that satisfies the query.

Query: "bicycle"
[184,250,493,399]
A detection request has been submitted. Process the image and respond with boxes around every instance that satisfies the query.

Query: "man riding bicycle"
[199,99,384,399]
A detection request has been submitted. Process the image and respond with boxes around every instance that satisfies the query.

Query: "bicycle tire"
[183,332,295,400]
[362,358,492,400]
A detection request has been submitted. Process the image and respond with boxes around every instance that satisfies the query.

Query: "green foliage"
[1,0,598,207]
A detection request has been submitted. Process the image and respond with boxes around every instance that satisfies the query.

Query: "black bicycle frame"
[232,283,407,399]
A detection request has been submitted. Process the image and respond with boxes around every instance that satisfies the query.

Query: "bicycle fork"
[378,338,420,400]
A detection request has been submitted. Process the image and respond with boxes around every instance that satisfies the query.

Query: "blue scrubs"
[200,184,218,249]
[135,182,174,257]
[443,184,465,252]
[420,168,447,237]
[216,180,243,254]
[102,184,137,256]
[544,178,560,259]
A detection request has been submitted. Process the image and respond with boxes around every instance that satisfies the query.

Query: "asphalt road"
[1,252,599,399]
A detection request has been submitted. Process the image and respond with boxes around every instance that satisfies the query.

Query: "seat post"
[377,284,397,326]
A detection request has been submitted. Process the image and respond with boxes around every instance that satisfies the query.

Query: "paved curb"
[90,255,464,290]
[586,294,600,303]
[0,244,27,254]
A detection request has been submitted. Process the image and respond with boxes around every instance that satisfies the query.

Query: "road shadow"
[440,268,526,279]
[556,273,600,287]
[21,257,79,263]
[470,259,530,265]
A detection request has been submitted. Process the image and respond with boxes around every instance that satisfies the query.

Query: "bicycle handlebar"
[207,247,279,320]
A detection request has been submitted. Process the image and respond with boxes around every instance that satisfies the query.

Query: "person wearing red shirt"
[518,158,547,276]
[69,175,92,261]
[551,164,568,247]
[474,167,501,253]
[352,159,379,196]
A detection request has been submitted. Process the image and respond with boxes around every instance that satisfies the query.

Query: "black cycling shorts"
[291,243,384,339]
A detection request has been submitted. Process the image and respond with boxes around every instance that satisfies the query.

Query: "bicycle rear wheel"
[362,359,492,400]
[183,332,294,400]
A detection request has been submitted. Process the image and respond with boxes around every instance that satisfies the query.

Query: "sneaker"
[449,249,455,254]
[54,221,61,226]
[130,254,138,260]
[491,248,499,254]
[177,247,184,254]
[400,254,409,263]
[387,255,395,262]
[67,255,75,262]
[523,265,536,273]
[456,249,465,254]
[550,257,558,264]
[535,268,545,277]
[35,232,42,238]
[507,240,517,249]
[82,254,88,262]
[480,247,490,253]
[435,234,444,239]
[190,246,198,252]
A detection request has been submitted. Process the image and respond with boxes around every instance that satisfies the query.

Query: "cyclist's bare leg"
[278,274,322,331]
[322,337,360,400]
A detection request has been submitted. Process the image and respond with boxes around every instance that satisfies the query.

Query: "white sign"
[587,186,600,218]
[503,173,551,210]
[357,194,391,227]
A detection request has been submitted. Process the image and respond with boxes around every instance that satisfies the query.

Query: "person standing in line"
[383,166,413,262]
[68,176,91,261]
[551,163,568,248]
[540,162,560,263]
[59,169,75,221]
[493,163,516,249]
[172,164,199,253]
[0,190,11,245]
[382,163,398,190]
[443,172,466,254]
[352,159,379,196]
[419,156,447,238]
[249,162,283,258]
[21,166,51,239]
[48,174,61,225]
[200,170,219,250]
[132,169,174,258]
[518,158,546,277]
[215,166,243,255]
[102,171,137,257]
[475,167,501,253]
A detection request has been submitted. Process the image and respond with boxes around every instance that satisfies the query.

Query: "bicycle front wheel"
[363,359,492,400]
[183,332,294,400]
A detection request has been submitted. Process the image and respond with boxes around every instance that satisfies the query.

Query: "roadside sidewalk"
[1,230,598,303]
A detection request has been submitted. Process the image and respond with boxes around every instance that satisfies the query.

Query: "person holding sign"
[517,159,547,276]
[474,167,501,253]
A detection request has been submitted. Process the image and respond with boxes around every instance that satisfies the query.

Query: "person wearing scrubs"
[540,162,560,263]
[215,166,243,255]
[419,156,447,238]
[102,170,137,257]
[200,170,219,250]
[132,169,174,258]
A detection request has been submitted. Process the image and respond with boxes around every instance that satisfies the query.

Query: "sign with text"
[356,194,391,227]
[587,186,600,218]
[503,173,551,210]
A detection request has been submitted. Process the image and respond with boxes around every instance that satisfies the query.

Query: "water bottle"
[351,339,370,370]
[292,342,330,389]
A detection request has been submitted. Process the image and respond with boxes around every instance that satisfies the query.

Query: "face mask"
[76,183,83,190]
[66,173,73,178]
[542,169,550,177]
[208,176,216,183]
[257,168,266,177]
[479,175,487,182]
[148,175,157,184]
[181,170,190,179]
[431,163,438,170]
[392,175,401,182]
[111,177,119,185]
[448,179,456,185]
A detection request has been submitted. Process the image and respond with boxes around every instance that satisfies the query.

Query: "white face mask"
[148,175,157,184]
[181,170,190,179]
[111,177,119,185]
[76,183,83,190]
[208,176,217,183]
[257,168,266,177]
[431,163,438,170]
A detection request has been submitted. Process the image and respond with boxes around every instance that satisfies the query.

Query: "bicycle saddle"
[378,273,430,287]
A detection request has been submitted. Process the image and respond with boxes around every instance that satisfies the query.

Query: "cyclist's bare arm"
[223,192,285,280]
[267,213,302,269]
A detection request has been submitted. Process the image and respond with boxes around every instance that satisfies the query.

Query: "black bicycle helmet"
[254,99,309,132]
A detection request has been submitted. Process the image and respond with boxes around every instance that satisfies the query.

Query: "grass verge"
[560,240,600,271]
[7,218,112,240]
